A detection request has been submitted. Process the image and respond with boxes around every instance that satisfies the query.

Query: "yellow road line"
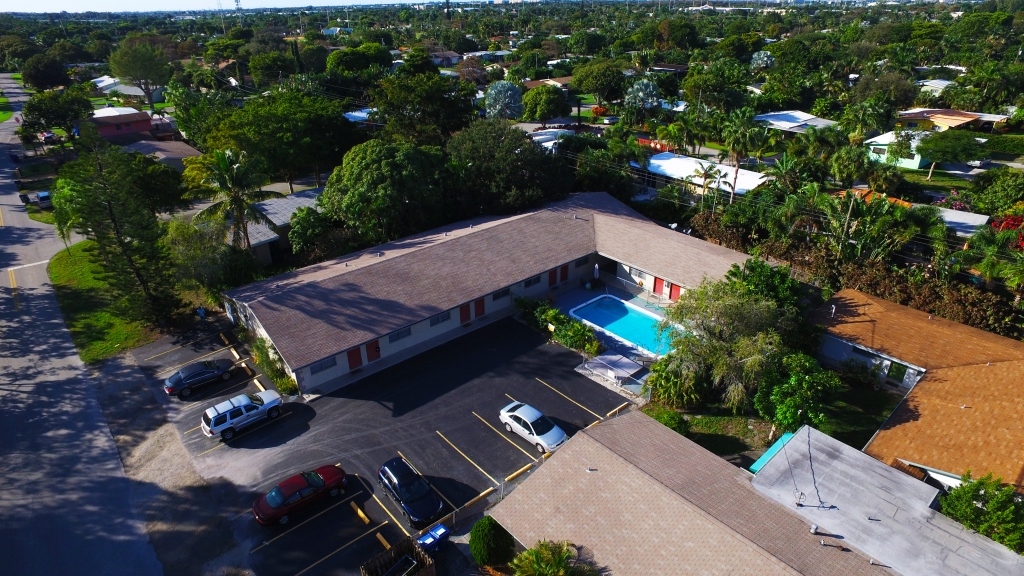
[154,346,233,376]
[350,501,370,524]
[535,378,603,420]
[398,450,459,511]
[8,269,18,310]
[607,402,631,417]
[292,521,388,576]
[141,334,218,361]
[249,491,363,554]
[375,532,390,550]
[436,431,499,486]
[358,476,409,537]
[471,411,538,462]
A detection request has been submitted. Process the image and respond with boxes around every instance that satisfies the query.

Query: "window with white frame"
[389,326,412,343]
[309,356,337,375]
[492,287,511,301]
[429,311,451,326]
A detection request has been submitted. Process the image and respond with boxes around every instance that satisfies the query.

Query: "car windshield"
[248,394,264,406]
[399,477,431,501]
[531,415,555,436]
[265,487,286,509]
[303,472,325,488]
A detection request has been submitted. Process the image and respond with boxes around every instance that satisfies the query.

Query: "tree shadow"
[687,432,750,456]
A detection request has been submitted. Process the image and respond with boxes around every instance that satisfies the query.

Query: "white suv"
[201,391,283,441]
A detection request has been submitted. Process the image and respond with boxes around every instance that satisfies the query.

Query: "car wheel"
[179,387,192,399]
[221,428,236,441]
[329,486,341,497]
[278,515,289,525]
[267,407,280,419]
[536,443,546,454]
[222,372,231,381]
[505,422,513,432]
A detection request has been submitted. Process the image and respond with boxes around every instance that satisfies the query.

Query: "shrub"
[591,105,608,117]
[642,403,689,435]
[526,299,602,355]
[251,337,300,396]
[469,516,515,567]
[982,134,1024,156]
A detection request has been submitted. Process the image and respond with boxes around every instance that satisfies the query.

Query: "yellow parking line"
[253,377,265,392]
[196,442,224,457]
[195,411,290,456]
[293,520,388,576]
[154,346,234,376]
[249,491,363,554]
[0,207,4,227]
[350,501,370,524]
[375,532,390,550]
[8,269,15,289]
[242,363,253,376]
[219,332,230,345]
[358,476,410,537]
[141,334,219,361]
[436,431,499,486]
[230,347,240,360]
[505,393,517,402]
[535,378,603,420]
[471,412,538,462]
[398,450,459,511]
[184,424,202,434]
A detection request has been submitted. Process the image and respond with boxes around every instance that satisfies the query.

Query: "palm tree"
[954,227,1020,288]
[721,107,758,204]
[656,113,698,155]
[765,153,802,196]
[510,540,597,576]
[1000,251,1024,306]
[839,100,885,145]
[191,149,283,254]
[693,162,723,211]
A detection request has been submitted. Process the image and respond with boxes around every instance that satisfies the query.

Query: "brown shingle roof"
[813,290,1024,370]
[817,290,1024,489]
[227,193,748,370]
[490,411,882,576]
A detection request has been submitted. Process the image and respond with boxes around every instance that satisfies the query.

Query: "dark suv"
[164,359,236,399]
[378,457,444,528]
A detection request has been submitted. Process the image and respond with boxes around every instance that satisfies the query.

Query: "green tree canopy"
[21,53,68,89]
[941,472,1024,554]
[522,84,570,128]
[915,130,987,180]
[370,73,477,146]
[572,58,624,106]
[163,81,235,152]
[108,42,172,110]
[248,51,295,86]
[21,83,92,140]
[754,353,841,435]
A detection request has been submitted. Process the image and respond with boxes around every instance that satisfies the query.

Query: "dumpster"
[415,524,450,557]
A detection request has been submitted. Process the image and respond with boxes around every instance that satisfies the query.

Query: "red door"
[560,265,569,282]
[346,348,362,370]
[653,277,664,295]
[365,339,380,362]
[460,303,471,324]
[474,298,485,317]
[548,269,557,287]
[669,283,681,301]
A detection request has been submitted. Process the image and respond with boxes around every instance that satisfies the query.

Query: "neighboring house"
[522,76,572,91]
[87,107,154,139]
[241,188,322,266]
[429,51,462,67]
[529,128,574,152]
[915,79,954,96]
[930,206,989,237]
[754,110,837,134]
[864,131,929,169]
[650,63,689,77]
[225,193,747,395]
[90,74,120,93]
[751,426,1024,576]
[119,138,201,172]
[633,152,768,200]
[896,108,1008,132]
[109,84,166,104]
[490,410,882,576]
[815,289,1024,490]
[462,49,512,62]
[746,82,765,95]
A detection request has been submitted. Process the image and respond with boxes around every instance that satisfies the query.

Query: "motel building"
[225,193,748,396]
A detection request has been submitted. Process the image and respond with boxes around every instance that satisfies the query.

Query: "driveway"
[0,74,163,574]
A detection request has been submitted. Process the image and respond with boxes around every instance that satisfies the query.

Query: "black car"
[377,457,444,528]
[164,359,236,399]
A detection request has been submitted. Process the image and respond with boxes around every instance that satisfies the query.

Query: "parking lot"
[134,317,631,576]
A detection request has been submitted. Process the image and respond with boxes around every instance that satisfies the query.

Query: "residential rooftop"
[754,110,837,133]
[244,188,322,248]
[226,193,747,370]
[639,152,768,195]
[752,426,1024,576]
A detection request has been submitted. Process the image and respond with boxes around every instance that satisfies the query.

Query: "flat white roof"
[91,106,145,118]
[754,110,837,133]
[864,130,927,149]
[932,206,989,237]
[638,152,768,195]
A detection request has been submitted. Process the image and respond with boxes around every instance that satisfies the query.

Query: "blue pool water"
[570,296,672,356]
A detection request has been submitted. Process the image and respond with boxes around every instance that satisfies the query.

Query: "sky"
[4,0,445,14]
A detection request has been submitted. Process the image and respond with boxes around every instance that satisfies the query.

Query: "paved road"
[0,73,163,575]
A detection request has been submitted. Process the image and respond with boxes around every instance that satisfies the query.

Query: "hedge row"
[983,134,1024,156]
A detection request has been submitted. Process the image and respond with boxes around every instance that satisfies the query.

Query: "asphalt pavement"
[0,73,163,575]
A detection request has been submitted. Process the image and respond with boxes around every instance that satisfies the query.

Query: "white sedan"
[499,401,568,454]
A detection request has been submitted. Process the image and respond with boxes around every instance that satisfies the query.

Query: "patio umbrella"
[594,263,600,280]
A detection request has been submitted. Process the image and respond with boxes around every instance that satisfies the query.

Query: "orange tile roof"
[847,189,913,208]
[900,109,979,128]
[818,290,1024,487]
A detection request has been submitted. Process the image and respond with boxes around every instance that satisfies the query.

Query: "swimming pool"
[569,295,672,357]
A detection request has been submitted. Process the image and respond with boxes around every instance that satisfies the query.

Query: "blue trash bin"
[416,523,450,556]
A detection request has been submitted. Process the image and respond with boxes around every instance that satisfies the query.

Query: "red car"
[252,464,348,525]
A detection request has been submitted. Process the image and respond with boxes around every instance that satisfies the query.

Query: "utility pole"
[216,0,227,35]
[235,0,242,28]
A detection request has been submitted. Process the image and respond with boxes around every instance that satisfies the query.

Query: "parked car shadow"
[222,402,316,450]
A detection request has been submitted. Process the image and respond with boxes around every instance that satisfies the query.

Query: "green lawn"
[900,168,971,193]
[49,240,158,363]
[19,178,52,192]
[687,413,772,455]
[0,96,11,123]
[17,162,54,178]
[90,97,120,108]
[578,93,597,105]
[25,204,55,225]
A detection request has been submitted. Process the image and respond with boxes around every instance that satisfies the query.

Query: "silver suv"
[201,391,283,441]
